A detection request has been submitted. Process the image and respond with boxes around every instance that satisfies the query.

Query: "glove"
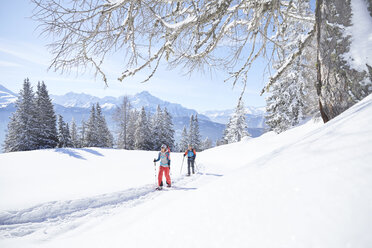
[183,154,186,157]
[153,159,156,162]
[168,160,171,166]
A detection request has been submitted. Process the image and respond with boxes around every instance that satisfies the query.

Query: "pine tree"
[96,103,113,147]
[114,96,132,149]
[224,98,250,144]
[187,114,202,151]
[64,123,73,147]
[266,39,317,133]
[35,81,58,149]
[4,78,38,152]
[134,107,151,150]
[174,143,180,153]
[216,138,227,147]
[188,115,195,147]
[3,115,20,152]
[57,114,71,148]
[86,105,98,147]
[265,1,317,133]
[126,109,138,150]
[151,105,163,150]
[193,114,202,151]
[201,137,212,151]
[179,126,189,152]
[79,120,87,148]
[161,107,175,150]
[70,118,79,148]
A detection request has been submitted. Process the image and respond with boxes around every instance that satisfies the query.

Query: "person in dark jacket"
[154,144,171,190]
[184,144,196,176]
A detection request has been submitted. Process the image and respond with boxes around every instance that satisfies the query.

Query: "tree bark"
[315,0,329,123]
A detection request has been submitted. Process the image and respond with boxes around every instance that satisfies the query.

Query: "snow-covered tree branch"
[32,0,314,86]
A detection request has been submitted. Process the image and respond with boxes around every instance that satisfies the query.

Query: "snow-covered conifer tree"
[4,78,38,152]
[265,2,317,133]
[188,115,195,148]
[266,35,318,133]
[57,115,71,148]
[79,120,87,148]
[201,137,213,151]
[161,108,175,150]
[70,118,79,148]
[114,96,132,149]
[35,81,58,149]
[126,110,138,150]
[179,126,189,152]
[151,105,163,150]
[96,103,113,147]
[86,105,98,147]
[224,98,250,144]
[193,114,202,151]
[134,107,151,150]
[173,143,180,153]
[3,115,19,153]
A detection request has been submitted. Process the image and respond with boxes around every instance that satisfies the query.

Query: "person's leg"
[164,167,171,186]
[158,166,164,186]
[191,159,195,174]
[187,159,191,175]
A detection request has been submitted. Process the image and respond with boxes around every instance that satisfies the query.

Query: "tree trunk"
[315,0,371,123]
[315,0,329,123]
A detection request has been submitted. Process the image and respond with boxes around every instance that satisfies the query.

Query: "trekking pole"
[180,156,185,175]
[154,162,157,186]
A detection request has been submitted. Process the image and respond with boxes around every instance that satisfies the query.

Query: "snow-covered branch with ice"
[31,0,315,86]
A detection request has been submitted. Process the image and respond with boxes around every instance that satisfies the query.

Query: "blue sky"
[0,0,268,112]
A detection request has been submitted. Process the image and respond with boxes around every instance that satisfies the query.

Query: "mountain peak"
[0,84,17,97]
[0,84,18,108]
[137,90,151,96]
[134,91,157,99]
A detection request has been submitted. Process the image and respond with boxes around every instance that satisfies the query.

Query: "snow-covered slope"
[0,94,371,248]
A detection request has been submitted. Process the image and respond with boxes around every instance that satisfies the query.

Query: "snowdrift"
[1,94,372,248]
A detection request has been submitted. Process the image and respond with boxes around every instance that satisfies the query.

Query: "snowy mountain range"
[50,91,209,120]
[0,84,266,149]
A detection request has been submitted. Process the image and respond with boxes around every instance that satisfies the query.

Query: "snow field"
[0,149,185,211]
[1,94,372,247]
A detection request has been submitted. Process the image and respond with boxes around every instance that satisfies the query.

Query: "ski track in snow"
[0,164,206,239]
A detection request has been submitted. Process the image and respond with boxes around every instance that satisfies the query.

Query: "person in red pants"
[153,144,171,190]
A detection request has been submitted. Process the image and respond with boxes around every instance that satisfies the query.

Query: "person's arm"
[184,150,188,157]
[193,149,196,159]
[153,152,160,162]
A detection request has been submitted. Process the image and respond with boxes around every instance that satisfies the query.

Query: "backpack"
[166,146,171,160]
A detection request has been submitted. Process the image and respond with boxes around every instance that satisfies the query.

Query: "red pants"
[158,166,171,186]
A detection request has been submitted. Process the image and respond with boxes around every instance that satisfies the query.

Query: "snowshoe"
[156,186,163,190]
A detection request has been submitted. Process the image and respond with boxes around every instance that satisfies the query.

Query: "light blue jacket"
[155,151,170,167]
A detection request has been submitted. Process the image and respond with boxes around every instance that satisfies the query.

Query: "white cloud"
[0,40,49,66]
[0,60,22,67]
